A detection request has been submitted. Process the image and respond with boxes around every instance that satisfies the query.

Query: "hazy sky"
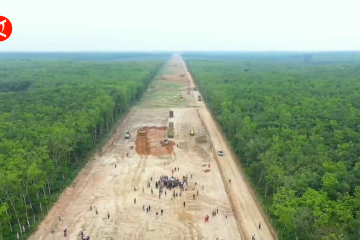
[1,0,359,51]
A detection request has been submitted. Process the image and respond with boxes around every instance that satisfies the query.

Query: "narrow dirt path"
[182,57,277,240]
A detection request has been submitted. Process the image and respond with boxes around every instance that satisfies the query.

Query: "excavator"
[138,128,147,136]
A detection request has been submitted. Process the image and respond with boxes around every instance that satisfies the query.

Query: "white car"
[217,150,224,156]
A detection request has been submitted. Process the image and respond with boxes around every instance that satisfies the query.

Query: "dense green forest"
[0,57,166,238]
[184,54,360,239]
[0,52,171,61]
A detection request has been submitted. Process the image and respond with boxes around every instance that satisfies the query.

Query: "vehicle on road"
[124,132,130,139]
[217,150,224,156]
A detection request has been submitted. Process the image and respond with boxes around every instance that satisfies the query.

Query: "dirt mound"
[135,126,175,156]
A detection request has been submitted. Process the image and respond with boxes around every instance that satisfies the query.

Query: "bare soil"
[29,54,275,240]
[134,126,175,157]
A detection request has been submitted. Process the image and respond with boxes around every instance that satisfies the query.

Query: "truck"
[168,122,174,138]
[124,132,130,139]
[198,95,202,101]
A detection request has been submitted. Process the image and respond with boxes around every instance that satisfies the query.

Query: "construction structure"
[169,111,174,118]
[168,122,174,138]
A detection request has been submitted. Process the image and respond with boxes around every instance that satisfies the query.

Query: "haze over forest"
[2,0,360,51]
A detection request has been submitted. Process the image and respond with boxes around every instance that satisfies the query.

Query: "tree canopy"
[184,56,360,240]
[0,58,165,238]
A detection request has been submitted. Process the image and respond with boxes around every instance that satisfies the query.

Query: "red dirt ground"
[135,126,175,156]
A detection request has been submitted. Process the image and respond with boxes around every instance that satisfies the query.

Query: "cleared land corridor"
[30,55,274,240]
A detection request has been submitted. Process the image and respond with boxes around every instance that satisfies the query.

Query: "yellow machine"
[139,128,147,136]
[190,130,194,136]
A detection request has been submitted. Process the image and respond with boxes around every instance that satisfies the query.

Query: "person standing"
[107,212,110,219]
[183,201,186,208]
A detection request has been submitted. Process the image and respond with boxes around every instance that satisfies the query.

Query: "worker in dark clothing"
[134,198,136,204]
[107,212,110,219]
[259,222,261,229]
[183,201,186,208]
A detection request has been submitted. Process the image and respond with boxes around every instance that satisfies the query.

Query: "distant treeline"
[181,51,360,64]
[0,52,172,61]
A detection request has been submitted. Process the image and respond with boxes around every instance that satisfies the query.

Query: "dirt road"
[182,57,276,240]
[30,55,242,240]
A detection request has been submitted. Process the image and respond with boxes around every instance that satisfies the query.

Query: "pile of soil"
[135,126,175,156]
